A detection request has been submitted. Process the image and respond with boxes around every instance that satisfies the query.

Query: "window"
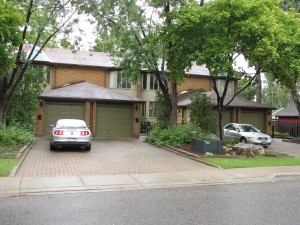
[150,74,159,90]
[142,73,147,90]
[149,101,157,117]
[117,72,131,89]
[141,103,146,117]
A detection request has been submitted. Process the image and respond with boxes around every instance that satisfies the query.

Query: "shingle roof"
[178,90,274,109]
[275,103,300,117]
[25,46,210,75]
[40,81,144,103]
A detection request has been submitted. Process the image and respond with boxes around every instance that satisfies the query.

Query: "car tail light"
[53,130,64,135]
[80,131,90,136]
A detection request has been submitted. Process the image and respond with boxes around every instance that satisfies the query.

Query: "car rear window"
[56,120,87,128]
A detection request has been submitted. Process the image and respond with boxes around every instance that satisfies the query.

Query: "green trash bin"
[191,139,222,154]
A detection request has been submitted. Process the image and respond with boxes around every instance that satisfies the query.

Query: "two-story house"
[31,48,273,138]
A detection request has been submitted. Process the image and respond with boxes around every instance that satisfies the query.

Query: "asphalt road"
[1,177,300,225]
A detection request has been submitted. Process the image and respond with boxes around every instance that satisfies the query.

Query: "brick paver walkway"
[16,138,216,177]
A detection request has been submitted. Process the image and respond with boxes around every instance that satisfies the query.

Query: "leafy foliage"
[146,124,209,147]
[261,73,291,108]
[7,66,47,131]
[238,78,256,101]
[188,90,217,134]
[155,91,170,129]
[0,125,34,146]
[0,0,24,76]
[166,0,288,140]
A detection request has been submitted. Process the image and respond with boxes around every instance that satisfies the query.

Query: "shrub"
[146,124,209,147]
[188,90,217,134]
[0,125,34,146]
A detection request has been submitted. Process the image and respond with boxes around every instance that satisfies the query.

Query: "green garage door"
[223,110,232,125]
[241,111,266,132]
[44,102,85,136]
[96,105,133,138]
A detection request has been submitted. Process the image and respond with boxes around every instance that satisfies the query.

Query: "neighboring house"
[177,90,274,135]
[273,103,300,137]
[30,47,273,137]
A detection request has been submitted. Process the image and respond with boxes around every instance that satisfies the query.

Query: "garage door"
[44,102,85,136]
[223,110,232,125]
[241,111,266,132]
[96,105,133,138]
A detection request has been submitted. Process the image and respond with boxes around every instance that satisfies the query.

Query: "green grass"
[0,146,21,158]
[0,159,19,176]
[199,157,300,169]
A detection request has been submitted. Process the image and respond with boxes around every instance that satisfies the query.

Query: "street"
[1,178,300,225]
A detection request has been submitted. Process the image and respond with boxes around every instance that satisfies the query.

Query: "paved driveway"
[268,138,300,157]
[16,138,216,177]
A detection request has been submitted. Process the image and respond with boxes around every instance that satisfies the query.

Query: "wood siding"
[178,76,211,93]
[53,66,107,88]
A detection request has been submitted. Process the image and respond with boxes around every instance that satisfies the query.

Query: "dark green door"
[96,105,133,138]
[44,102,85,136]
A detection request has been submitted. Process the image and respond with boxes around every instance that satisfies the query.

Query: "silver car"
[50,119,92,151]
[224,123,271,147]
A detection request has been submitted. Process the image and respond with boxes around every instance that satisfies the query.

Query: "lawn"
[0,145,22,176]
[0,159,19,176]
[200,157,300,169]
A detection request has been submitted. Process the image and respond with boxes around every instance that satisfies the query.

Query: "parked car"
[50,119,92,151]
[224,123,272,147]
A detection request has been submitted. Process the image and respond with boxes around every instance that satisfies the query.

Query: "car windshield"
[56,120,87,129]
[239,125,258,132]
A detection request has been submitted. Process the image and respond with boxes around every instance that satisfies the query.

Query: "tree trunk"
[0,99,8,125]
[217,108,224,141]
[170,81,177,126]
[255,73,262,103]
[290,89,300,117]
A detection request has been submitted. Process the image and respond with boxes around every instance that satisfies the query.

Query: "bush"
[0,125,34,146]
[146,124,209,147]
[188,90,217,134]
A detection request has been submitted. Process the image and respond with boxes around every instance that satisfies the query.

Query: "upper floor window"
[215,79,234,95]
[117,72,131,89]
[142,73,160,90]
[142,73,147,90]
[28,65,51,85]
[150,74,159,90]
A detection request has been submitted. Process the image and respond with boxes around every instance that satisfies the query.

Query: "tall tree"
[261,73,291,108]
[166,0,286,140]
[0,0,81,124]
[267,9,300,116]
[88,0,197,126]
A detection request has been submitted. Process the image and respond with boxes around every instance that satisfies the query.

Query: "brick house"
[31,48,273,137]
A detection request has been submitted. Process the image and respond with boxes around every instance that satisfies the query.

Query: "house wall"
[178,76,212,93]
[35,100,45,136]
[133,103,142,138]
[52,66,107,88]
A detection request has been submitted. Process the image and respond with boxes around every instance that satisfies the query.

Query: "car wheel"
[50,143,56,151]
[85,144,91,151]
[240,137,247,143]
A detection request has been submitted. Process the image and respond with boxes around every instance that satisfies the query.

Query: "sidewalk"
[1,166,300,197]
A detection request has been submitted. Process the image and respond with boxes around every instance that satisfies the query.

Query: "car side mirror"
[51,124,55,128]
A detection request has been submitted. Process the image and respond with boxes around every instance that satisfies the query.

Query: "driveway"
[268,138,300,157]
[16,138,216,177]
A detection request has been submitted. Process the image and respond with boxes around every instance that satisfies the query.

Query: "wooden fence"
[272,119,300,137]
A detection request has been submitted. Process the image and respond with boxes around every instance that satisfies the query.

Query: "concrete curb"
[163,145,222,169]
[9,139,36,177]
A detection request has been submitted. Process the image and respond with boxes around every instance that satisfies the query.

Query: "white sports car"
[50,119,92,151]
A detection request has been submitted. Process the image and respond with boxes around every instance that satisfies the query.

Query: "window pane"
[149,101,157,117]
[142,73,147,90]
[150,74,154,90]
